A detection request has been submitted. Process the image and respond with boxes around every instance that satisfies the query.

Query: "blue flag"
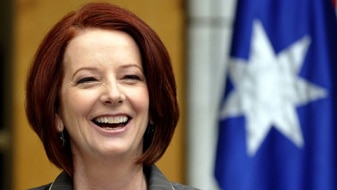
[215,0,337,190]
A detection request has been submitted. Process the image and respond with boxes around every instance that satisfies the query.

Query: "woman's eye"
[76,77,97,84]
[124,75,141,80]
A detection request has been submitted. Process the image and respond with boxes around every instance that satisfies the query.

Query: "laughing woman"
[26,3,198,190]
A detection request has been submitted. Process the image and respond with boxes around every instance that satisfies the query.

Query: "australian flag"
[215,0,337,190]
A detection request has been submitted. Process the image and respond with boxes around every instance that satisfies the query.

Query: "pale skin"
[56,28,149,190]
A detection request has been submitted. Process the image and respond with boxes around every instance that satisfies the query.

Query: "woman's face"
[57,29,149,161]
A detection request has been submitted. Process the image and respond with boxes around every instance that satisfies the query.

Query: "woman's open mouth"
[92,115,130,130]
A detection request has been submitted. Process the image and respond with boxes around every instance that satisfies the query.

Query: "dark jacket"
[29,165,199,190]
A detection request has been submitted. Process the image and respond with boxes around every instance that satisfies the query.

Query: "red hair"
[25,2,179,175]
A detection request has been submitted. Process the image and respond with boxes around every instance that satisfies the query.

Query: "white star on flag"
[219,20,327,156]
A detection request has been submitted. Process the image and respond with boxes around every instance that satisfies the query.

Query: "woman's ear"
[55,114,64,132]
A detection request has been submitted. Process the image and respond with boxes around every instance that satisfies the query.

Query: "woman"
[26,2,198,190]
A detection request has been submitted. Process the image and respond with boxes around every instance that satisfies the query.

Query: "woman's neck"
[72,156,147,190]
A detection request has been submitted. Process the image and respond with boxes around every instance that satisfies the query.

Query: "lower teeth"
[103,126,122,130]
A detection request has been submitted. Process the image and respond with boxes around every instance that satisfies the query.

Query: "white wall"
[187,0,237,189]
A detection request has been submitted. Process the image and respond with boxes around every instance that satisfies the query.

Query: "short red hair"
[25,2,179,175]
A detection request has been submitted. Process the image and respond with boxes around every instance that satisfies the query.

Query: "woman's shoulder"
[148,165,200,190]
[27,171,72,190]
[27,183,51,190]
[171,182,200,190]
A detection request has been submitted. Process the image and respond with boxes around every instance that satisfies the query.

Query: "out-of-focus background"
[1,0,337,189]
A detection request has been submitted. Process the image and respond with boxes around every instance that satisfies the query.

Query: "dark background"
[0,0,13,189]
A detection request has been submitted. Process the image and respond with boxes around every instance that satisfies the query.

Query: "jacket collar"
[48,165,174,190]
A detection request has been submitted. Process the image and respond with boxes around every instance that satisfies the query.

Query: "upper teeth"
[95,116,128,124]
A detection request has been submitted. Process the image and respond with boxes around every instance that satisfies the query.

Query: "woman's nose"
[100,82,125,105]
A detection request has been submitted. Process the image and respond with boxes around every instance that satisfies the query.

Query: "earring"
[143,124,154,150]
[60,130,66,146]
[145,124,154,136]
